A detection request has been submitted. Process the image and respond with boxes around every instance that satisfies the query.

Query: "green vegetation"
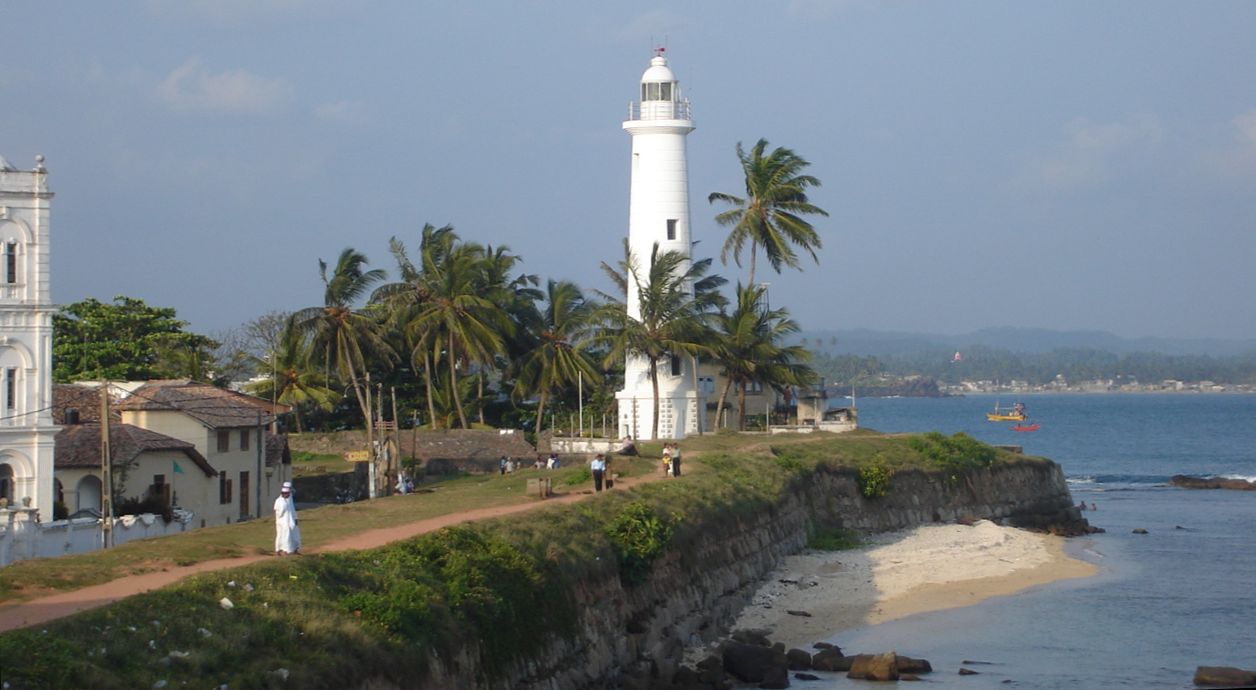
[52,296,219,383]
[907,431,997,479]
[0,434,1041,689]
[858,460,892,498]
[808,525,863,551]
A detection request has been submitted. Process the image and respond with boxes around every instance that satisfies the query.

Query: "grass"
[0,456,655,604]
[0,431,1046,689]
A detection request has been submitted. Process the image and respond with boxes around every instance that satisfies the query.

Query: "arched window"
[0,463,14,505]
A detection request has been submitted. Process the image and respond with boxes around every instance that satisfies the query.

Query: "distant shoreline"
[847,389,1256,398]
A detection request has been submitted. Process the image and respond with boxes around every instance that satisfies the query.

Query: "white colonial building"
[615,51,705,441]
[0,155,57,521]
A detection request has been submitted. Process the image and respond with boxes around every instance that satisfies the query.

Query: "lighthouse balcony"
[627,100,692,122]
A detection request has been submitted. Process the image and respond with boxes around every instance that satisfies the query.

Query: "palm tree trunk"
[422,345,438,429]
[533,389,549,436]
[449,346,468,429]
[689,354,703,435]
[737,382,748,431]
[715,376,735,431]
[293,405,304,433]
[649,358,660,441]
[748,245,757,287]
[478,372,486,425]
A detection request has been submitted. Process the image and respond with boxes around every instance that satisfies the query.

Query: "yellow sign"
[343,450,371,462]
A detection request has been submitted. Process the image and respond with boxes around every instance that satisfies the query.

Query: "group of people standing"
[661,443,682,478]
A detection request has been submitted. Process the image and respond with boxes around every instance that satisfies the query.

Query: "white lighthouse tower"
[615,50,705,441]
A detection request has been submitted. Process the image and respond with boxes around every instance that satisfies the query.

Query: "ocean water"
[800,393,1256,689]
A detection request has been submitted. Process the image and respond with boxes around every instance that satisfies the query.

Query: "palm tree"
[292,248,396,456]
[373,225,455,428]
[598,243,712,440]
[388,232,512,429]
[514,279,601,435]
[708,138,829,285]
[711,283,814,431]
[245,318,336,432]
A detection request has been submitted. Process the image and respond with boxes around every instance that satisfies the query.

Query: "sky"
[3,1,1255,341]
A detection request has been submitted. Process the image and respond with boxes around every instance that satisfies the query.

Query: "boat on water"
[1011,423,1040,432]
[987,401,1027,422]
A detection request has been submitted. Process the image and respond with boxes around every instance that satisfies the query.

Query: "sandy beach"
[726,521,1097,650]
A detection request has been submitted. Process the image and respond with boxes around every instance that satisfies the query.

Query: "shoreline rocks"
[1170,475,1256,491]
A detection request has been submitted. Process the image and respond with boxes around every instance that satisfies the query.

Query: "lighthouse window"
[5,368,15,410]
[670,356,682,377]
[5,242,16,284]
[660,83,673,101]
[666,219,677,240]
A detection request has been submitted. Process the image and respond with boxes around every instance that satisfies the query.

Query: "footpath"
[0,470,663,634]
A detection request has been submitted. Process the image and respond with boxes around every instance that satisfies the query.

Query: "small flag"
[173,460,185,474]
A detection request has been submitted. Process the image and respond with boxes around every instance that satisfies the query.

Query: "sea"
[800,393,1256,689]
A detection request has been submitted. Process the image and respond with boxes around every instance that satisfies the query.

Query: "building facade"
[0,155,57,520]
[615,51,705,441]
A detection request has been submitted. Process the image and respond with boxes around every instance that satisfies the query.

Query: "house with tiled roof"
[55,422,216,521]
[113,380,290,525]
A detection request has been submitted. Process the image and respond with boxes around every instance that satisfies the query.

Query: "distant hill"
[797,327,1256,358]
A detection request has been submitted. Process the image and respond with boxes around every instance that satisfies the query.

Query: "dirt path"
[0,471,662,634]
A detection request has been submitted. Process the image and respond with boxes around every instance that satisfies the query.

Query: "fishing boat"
[1011,423,1040,432]
[986,401,1027,422]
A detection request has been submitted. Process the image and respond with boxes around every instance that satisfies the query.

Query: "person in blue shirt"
[590,454,606,492]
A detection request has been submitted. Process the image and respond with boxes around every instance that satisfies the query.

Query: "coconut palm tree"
[710,283,814,430]
[598,243,713,440]
[397,235,513,429]
[708,138,829,285]
[245,318,336,432]
[292,248,396,450]
[514,279,601,435]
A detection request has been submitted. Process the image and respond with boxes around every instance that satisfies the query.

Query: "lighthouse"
[615,50,705,441]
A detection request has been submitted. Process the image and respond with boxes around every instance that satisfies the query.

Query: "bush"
[908,432,996,479]
[564,468,592,486]
[605,501,679,586]
[858,461,891,498]
[809,526,862,551]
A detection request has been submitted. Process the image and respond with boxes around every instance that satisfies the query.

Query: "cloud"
[158,58,290,115]
[1030,115,1164,190]
[616,9,688,44]
[145,0,333,26]
[315,100,371,125]
[1234,109,1256,148]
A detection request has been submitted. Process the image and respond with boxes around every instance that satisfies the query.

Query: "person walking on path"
[274,481,300,555]
[591,454,606,492]
[671,444,682,477]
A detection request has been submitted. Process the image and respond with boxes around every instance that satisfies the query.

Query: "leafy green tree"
[708,138,829,285]
[710,283,814,430]
[53,296,217,382]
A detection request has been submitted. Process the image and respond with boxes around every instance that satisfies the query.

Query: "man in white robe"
[274,481,300,555]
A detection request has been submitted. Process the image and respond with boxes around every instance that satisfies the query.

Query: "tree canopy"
[53,296,218,383]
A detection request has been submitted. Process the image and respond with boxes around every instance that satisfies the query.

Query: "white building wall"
[0,157,57,521]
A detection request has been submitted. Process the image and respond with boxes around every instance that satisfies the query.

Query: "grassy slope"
[0,432,1040,690]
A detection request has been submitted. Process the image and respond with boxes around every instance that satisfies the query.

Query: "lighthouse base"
[615,389,706,442]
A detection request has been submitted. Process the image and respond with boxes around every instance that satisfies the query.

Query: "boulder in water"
[1193,666,1256,686]
[847,652,899,681]
[786,648,813,670]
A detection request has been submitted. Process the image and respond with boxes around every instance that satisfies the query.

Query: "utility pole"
[255,409,264,519]
[362,371,376,500]
[99,383,114,548]
[390,386,399,493]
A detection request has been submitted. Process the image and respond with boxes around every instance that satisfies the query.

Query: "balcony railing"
[627,99,693,122]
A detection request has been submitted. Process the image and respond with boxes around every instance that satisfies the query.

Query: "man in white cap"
[274,481,301,555]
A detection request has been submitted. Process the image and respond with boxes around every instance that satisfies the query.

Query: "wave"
[1067,473,1173,487]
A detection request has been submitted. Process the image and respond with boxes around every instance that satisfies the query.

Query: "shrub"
[908,431,996,479]
[605,501,679,586]
[809,526,862,551]
[565,468,592,486]
[858,461,891,498]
